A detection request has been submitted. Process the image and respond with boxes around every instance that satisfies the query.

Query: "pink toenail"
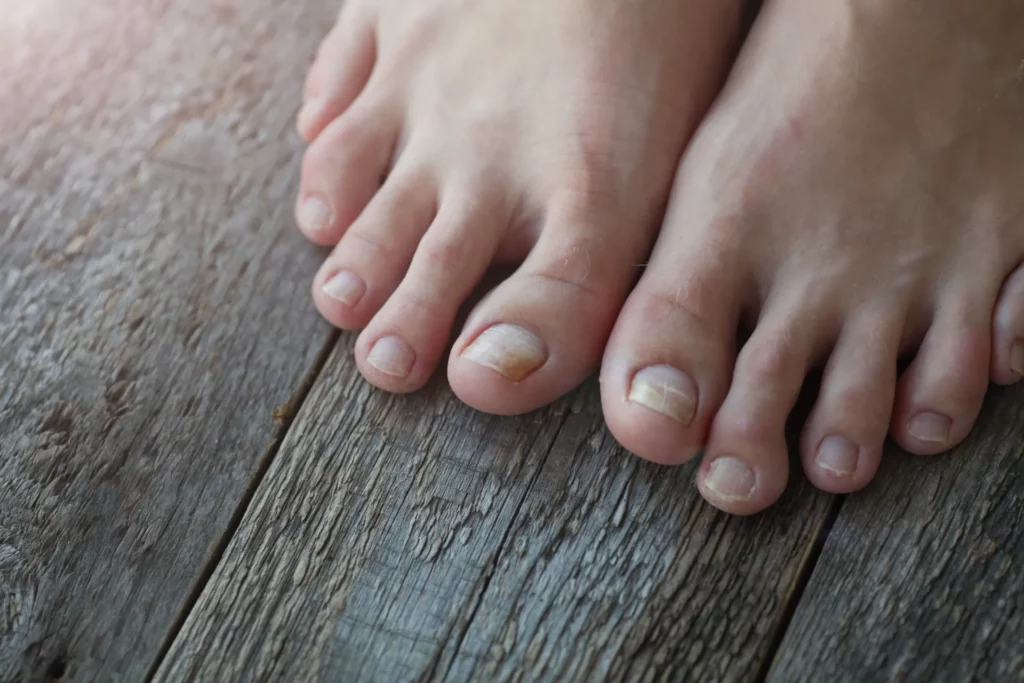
[367,336,416,378]
[461,324,548,382]
[815,435,859,476]
[1011,341,1024,376]
[628,365,697,425]
[298,196,333,234]
[908,411,952,444]
[703,457,755,502]
[297,97,324,133]
[321,270,366,307]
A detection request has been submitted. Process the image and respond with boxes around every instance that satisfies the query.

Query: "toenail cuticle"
[1011,341,1024,376]
[461,324,547,382]
[815,435,859,476]
[298,196,333,234]
[628,365,697,425]
[703,457,756,502]
[367,336,416,379]
[908,411,952,444]
[322,270,366,307]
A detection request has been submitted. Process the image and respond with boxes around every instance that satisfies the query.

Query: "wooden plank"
[156,339,833,682]
[767,384,1024,682]
[0,0,336,679]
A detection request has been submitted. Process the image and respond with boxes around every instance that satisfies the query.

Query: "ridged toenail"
[367,336,416,378]
[297,97,323,133]
[461,324,547,382]
[703,457,755,502]
[815,435,859,476]
[321,270,366,307]
[298,196,332,234]
[628,365,697,425]
[1011,341,1024,376]
[908,411,952,444]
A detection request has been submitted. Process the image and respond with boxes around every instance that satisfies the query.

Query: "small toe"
[800,308,902,493]
[296,98,400,245]
[353,184,510,393]
[298,4,377,142]
[991,262,1024,385]
[891,300,992,455]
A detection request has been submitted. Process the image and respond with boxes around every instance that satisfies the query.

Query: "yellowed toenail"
[461,324,547,382]
[297,97,324,133]
[298,196,332,234]
[703,457,755,502]
[815,435,858,476]
[1011,341,1024,376]
[321,270,366,307]
[367,336,415,379]
[908,411,952,444]
[628,365,697,425]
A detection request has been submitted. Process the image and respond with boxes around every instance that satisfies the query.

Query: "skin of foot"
[295,0,743,414]
[600,0,1024,514]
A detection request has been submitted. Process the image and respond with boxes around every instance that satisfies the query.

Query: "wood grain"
[156,338,832,682]
[767,384,1024,682]
[0,0,335,679]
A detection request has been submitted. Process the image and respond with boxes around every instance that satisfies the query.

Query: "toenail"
[367,336,416,379]
[298,196,333,234]
[703,457,756,502]
[815,435,859,476]
[297,97,324,133]
[461,324,548,382]
[908,411,952,444]
[321,270,366,307]
[628,365,697,425]
[1011,341,1024,376]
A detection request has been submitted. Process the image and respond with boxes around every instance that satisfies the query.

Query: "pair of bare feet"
[294,0,1024,514]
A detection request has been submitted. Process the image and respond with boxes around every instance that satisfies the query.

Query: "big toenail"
[297,97,324,133]
[461,324,547,382]
[1011,341,1024,376]
[703,457,756,502]
[628,365,697,425]
[298,196,333,234]
[367,336,416,378]
[908,411,952,444]
[815,436,859,476]
[321,270,366,307]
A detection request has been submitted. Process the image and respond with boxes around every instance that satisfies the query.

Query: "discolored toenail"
[702,456,756,502]
[628,364,697,425]
[908,411,952,444]
[321,270,366,307]
[814,435,859,476]
[367,336,416,378]
[461,324,548,382]
[298,196,333,234]
[1011,341,1024,377]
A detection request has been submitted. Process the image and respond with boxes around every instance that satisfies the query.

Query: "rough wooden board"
[156,332,833,682]
[767,384,1024,683]
[0,0,335,679]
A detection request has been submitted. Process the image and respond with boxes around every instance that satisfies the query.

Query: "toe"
[800,307,902,493]
[312,160,437,330]
[890,298,992,455]
[449,199,653,415]
[698,304,823,515]
[298,4,377,142]
[296,97,400,245]
[600,228,742,466]
[991,262,1024,385]
[353,183,511,392]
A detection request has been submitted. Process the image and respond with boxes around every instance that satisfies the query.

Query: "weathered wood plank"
[156,335,832,682]
[767,384,1024,682]
[0,0,335,679]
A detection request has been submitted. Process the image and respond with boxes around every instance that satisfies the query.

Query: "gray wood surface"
[155,337,833,683]
[768,384,1024,683]
[0,0,333,680]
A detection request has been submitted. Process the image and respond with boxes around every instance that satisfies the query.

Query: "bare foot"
[601,0,1024,514]
[295,0,742,413]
